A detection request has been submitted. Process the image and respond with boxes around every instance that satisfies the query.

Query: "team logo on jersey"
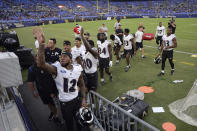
[60,70,66,73]
[55,52,59,56]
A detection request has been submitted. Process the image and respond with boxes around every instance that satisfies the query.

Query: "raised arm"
[33,27,57,76]
[80,27,98,58]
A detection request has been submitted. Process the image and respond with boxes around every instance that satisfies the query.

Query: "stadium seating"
[0,0,197,23]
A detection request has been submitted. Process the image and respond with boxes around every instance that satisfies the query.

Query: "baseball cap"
[84,32,90,36]
[61,51,72,59]
[63,40,71,46]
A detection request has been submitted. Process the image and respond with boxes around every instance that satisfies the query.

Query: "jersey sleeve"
[130,34,134,40]
[172,34,176,39]
[92,47,98,52]
[162,35,165,41]
[35,40,39,49]
[114,23,116,28]
[27,66,36,82]
[155,27,158,36]
[135,32,138,38]
[52,61,61,69]
[118,37,122,45]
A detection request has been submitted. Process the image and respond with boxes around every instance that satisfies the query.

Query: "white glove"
[109,61,113,67]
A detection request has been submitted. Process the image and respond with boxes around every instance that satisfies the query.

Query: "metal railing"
[89,91,160,131]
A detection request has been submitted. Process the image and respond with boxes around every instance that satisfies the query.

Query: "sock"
[161,70,164,73]
[142,55,144,57]
[116,60,119,63]
[171,69,175,71]
[101,78,104,82]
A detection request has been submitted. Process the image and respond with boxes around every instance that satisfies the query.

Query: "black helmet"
[154,56,161,64]
[75,107,94,126]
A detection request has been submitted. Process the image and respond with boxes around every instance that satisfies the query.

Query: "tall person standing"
[157,27,177,76]
[33,27,87,131]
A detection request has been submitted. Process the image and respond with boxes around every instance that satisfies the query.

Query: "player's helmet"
[75,107,94,126]
[154,56,161,64]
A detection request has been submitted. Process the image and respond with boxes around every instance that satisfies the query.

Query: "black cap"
[61,51,72,59]
[63,40,71,46]
[84,32,90,36]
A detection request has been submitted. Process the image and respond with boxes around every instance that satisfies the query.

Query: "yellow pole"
[97,0,98,11]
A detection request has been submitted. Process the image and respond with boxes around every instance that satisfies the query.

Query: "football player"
[135,26,145,58]
[33,27,87,131]
[80,27,99,92]
[97,33,113,85]
[71,37,86,66]
[123,29,136,72]
[155,22,165,47]
[110,34,122,64]
[157,27,177,76]
[84,32,90,40]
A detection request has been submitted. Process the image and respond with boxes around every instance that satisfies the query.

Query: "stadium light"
[77,5,83,8]
[58,5,64,9]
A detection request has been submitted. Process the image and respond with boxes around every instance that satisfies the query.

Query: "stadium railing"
[89,90,160,131]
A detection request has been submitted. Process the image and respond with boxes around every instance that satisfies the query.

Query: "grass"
[15,18,197,131]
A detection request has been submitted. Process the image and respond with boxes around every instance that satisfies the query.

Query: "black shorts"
[99,58,109,69]
[156,36,163,45]
[114,44,121,51]
[136,42,143,49]
[85,71,98,91]
[124,49,133,56]
[38,89,54,105]
[162,50,173,60]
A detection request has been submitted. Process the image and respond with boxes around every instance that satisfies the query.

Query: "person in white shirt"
[33,27,87,131]
[135,26,145,58]
[123,29,136,72]
[114,17,121,31]
[71,37,86,66]
[155,22,165,47]
[98,23,108,38]
[9,29,17,35]
[157,27,177,76]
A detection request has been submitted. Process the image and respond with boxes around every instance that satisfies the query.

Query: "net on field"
[169,79,197,127]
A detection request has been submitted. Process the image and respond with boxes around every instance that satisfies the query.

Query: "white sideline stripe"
[144,45,197,55]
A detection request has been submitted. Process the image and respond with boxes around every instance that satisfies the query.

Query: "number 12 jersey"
[52,62,83,102]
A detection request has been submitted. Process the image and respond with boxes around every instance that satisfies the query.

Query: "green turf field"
[15,18,197,131]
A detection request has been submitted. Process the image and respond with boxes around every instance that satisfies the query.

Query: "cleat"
[109,75,112,82]
[54,117,63,126]
[48,112,54,121]
[125,66,130,72]
[171,70,174,75]
[100,81,104,86]
[157,72,164,76]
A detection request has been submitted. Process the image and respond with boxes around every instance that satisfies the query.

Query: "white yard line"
[144,45,197,55]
